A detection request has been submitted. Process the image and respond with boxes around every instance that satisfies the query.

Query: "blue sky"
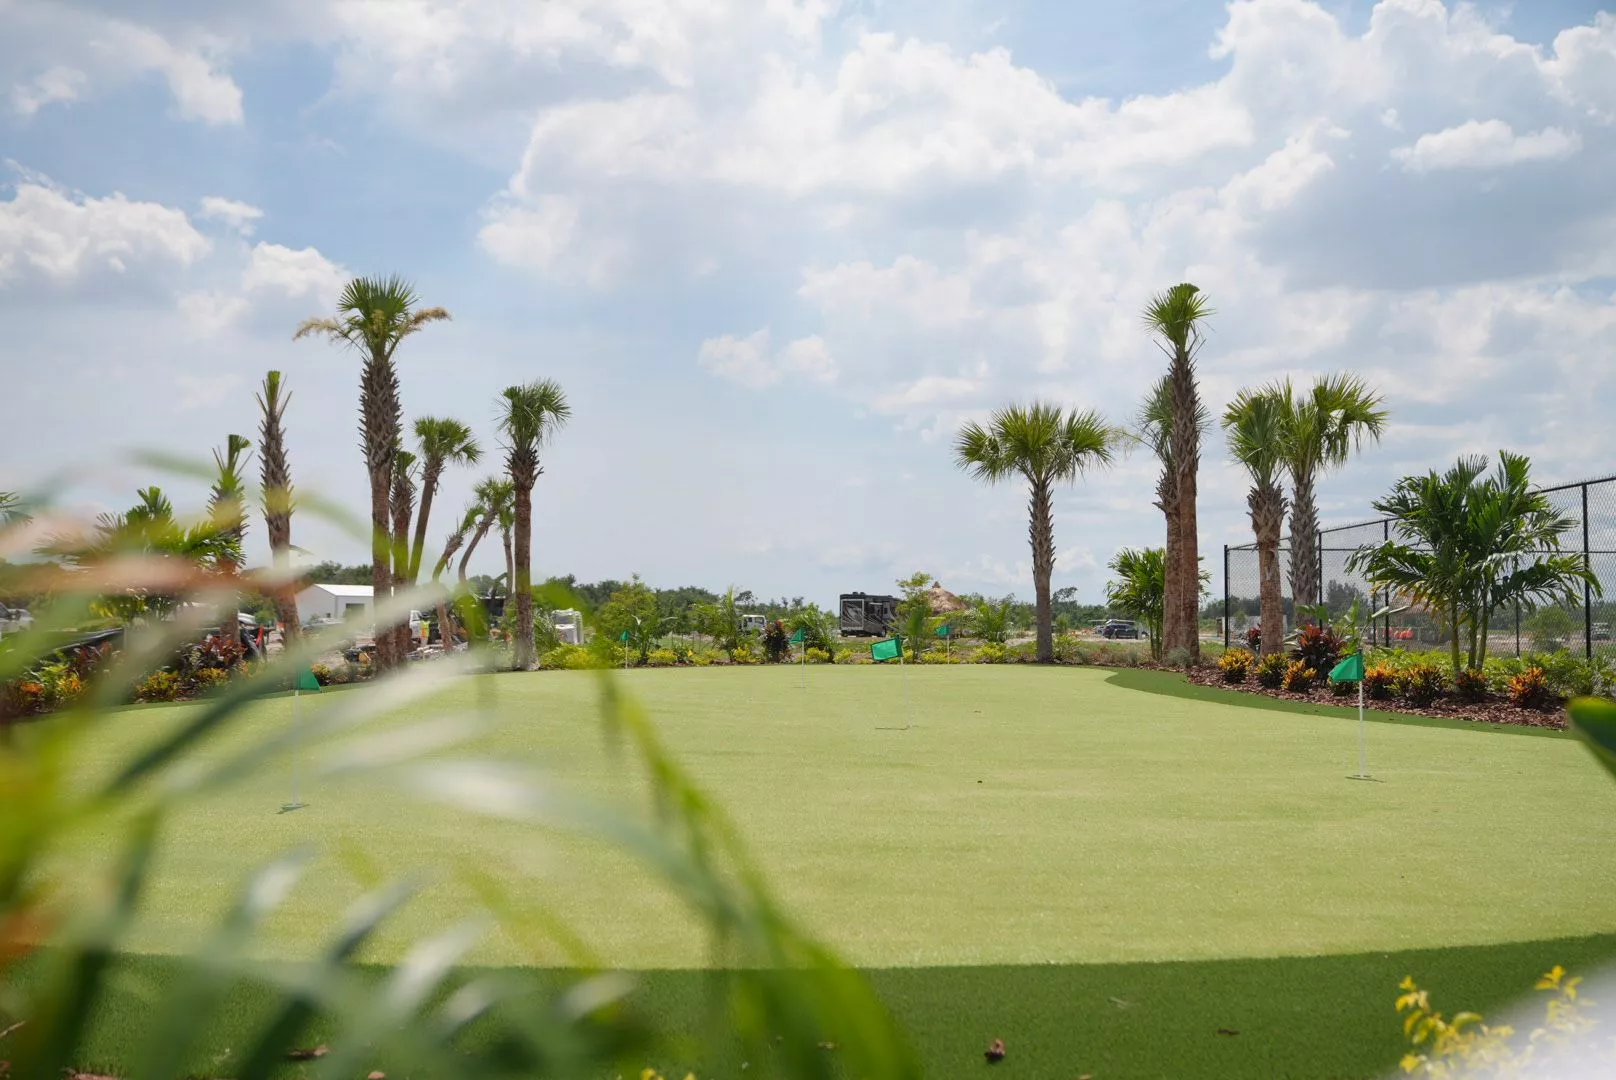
[2,0,1614,607]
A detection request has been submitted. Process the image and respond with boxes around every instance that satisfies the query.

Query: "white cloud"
[1392,119,1582,172]
[0,179,210,285]
[697,328,837,389]
[240,242,347,302]
[10,65,87,116]
[1,2,243,125]
[198,196,263,234]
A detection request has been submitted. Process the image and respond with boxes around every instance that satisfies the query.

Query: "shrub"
[804,647,831,664]
[918,649,958,664]
[1254,652,1289,689]
[1453,667,1489,703]
[1399,662,1446,707]
[1329,674,1354,696]
[1218,648,1253,683]
[310,662,334,686]
[135,670,183,703]
[761,620,791,663]
[1164,646,1194,669]
[1363,664,1398,700]
[1290,623,1343,675]
[1244,626,1262,653]
[37,662,86,709]
[646,648,679,668]
[1282,661,1317,693]
[540,644,598,671]
[1508,666,1552,709]
[1,679,45,719]
[730,642,762,665]
[973,642,1007,664]
[190,667,231,694]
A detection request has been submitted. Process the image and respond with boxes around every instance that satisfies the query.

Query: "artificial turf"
[21,665,1616,1076]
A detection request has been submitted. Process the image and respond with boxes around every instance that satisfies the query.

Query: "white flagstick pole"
[900,639,913,730]
[1357,676,1367,778]
[292,688,300,806]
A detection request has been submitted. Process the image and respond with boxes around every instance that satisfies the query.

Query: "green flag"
[295,666,321,692]
[1329,652,1365,683]
[934,624,951,638]
[619,630,630,642]
[870,637,902,662]
[789,626,806,645]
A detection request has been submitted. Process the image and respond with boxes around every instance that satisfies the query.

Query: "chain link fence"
[1223,474,1616,660]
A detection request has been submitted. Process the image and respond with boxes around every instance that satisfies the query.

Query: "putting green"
[64,666,1616,969]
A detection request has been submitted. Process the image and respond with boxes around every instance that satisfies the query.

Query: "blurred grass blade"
[1568,697,1616,781]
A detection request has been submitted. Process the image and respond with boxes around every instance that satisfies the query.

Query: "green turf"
[38,934,1616,1079]
[49,665,1616,969]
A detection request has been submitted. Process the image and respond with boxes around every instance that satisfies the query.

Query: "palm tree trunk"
[409,461,442,585]
[1255,496,1285,658]
[458,516,493,584]
[1449,607,1463,675]
[1477,599,1491,668]
[268,517,300,647]
[1175,463,1200,663]
[513,479,534,669]
[1290,469,1319,617]
[369,468,395,669]
[1028,477,1055,663]
[391,469,414,659]
[502,530,514,598]
[1156,469,1179,663]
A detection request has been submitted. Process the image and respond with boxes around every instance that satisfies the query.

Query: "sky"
[1,0,1613,609]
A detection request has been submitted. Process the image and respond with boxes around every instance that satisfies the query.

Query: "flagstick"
[900,644,913,730]
[280,688,307,814]
[1356,678,1367,779]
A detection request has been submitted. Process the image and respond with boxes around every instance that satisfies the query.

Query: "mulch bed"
[1182,666,1568,730]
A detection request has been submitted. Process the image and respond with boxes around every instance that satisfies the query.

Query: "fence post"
[1381,520,1391,648]
[1223,545,1230,649]
[1585,482,1594,660]
[1514,601,1520,658]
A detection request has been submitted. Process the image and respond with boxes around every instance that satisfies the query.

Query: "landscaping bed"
[1183,663,1569,729]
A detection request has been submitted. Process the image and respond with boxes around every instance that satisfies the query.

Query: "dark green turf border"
[21,933,1616,1080]
[1104,668,1571,739]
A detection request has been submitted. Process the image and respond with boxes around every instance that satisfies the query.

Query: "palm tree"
[295,276,450,670]
[431,502,482,649]
[1134,374,1212,663]
[390,449,419,654]
[967,596,1014,645]
[954,403,1119,662]
[696,586,747,655]
[256,371,299,643]
[1222,388,1289,656]
[457,477,513,585]
[1274,374,1387,615]
[408,417,481,585]
[1141,283,1213,664]
[0,492,31,527]
[1350,452,1597,673]
[1105,548,1167,661]
[209,434,252,643]
[496,380,571,670]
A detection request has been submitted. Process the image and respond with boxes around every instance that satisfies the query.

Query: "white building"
[296,583,374,625]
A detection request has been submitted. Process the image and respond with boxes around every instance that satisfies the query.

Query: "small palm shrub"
[1218,648,1253,683]
[1399,662,1446,707]
[1363,663,1398,700]
[973,642,1007,664]
[1254,652,1289,689]
[1282,661,1317,693]
[1290,624,1343,675]
[1453,667,1489,703]
[761,620,791,663]
[135,670,183,702]
[1508,666,1552,709]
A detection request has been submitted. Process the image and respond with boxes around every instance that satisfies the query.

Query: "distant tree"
[497,379,571,670]
[409,416,481,584]
[967,596,1014,644]
[256,371,300,641]
[1139,282,1214,664]
[597,575,665,664]
[457,477,513,586]
[787,605,840,660]
[299,562,373,586]
[955,403,1119,662]
[894,571,936,656]
[296,275,450,670]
